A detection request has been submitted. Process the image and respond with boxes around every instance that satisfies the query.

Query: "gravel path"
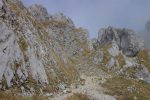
[51,74,116,100]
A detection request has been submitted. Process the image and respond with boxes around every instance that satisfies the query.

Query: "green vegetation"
[102,76,150,100]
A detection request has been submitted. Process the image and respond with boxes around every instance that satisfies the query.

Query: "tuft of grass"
[0,91,47,100]
[66,93,91,100]
[115,54,125,67]
[1,76,8,90]
[18,37,28,52]
[9,1,24,17]
[48,49,79,85]
[14,61,21,70]
[27,75,38,85]
[124,67,137,78]
[40,21,50,28]
[0,91,22,100]
[102,76,150,100]
[31,94,47,100]
[137,49,150,72]
[42,85,58,93]
[100,44,112,65]
[41,19,69,29]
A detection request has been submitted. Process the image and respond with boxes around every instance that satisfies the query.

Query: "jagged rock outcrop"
[90,26,150,84]
[98,26,144,57]
[28,4,48,21]
[0,0,150,99]
[146,21,150,32]
[0,22,28,88]
[0,0,89,90]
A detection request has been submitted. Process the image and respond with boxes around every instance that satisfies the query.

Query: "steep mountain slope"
[0,0,86,92]
[0,0,150,100]
[92,27,150,99]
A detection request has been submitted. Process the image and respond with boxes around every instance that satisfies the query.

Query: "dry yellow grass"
[42,85,59,93]
[102,76,150,100]
[100,44,112,65]
[31,95,47,100]
[137,49,150,72]
[0,91,47,100]
[18,37,28,52]
[0,91,22,100]
[49,49,79,85]
[115,53,125,67]
[66,93,91,100]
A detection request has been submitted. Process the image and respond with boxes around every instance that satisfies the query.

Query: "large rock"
[0,22,28,87]
[136,66,150,83]
[98,26,144,57]
[146,21,150,32]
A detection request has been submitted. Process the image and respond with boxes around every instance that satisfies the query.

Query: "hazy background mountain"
[22,0,150,39]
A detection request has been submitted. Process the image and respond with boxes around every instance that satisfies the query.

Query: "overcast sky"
[22,0,150,38]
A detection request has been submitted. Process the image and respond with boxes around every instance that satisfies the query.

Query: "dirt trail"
[51,74,116,100]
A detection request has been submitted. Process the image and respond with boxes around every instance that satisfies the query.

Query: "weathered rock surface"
[98,26,144,57]
[28,4,49,21]
[0,0,89,89]
[0,0,150,99]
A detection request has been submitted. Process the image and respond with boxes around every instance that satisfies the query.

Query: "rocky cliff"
[0,0,150,100]
[97,26,144,57]
[0,0,89,90]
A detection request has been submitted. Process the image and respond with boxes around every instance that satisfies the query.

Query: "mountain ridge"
[0,0,150,100]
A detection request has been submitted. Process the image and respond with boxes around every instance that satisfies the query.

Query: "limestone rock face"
[1,1,150,99]
[0,0,89,89]
[108,41,120,57]
[28,4,48,21]
[93,50,103,65]
[98,26,144,57]
[91,27,150,84]
[0,22,28,87]
[136,66,150,83]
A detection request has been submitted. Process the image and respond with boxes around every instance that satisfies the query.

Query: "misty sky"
[22,0,150,38]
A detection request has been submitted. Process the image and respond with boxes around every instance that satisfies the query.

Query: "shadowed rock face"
[146,21,150,32]
[98,26,144,57]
